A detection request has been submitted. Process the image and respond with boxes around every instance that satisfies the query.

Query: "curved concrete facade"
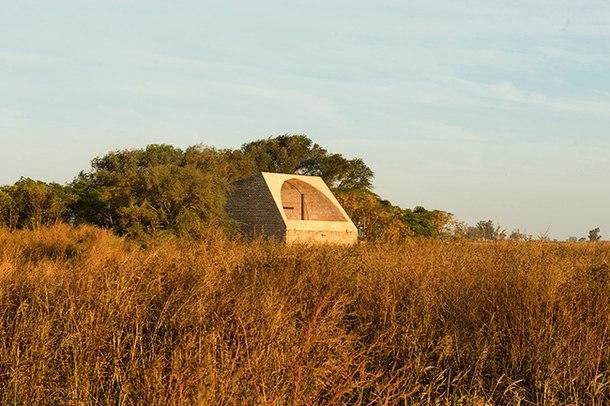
[226,172,358,245]
[281,178,346,221]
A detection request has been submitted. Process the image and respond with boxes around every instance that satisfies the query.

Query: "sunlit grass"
[0,225,608,404]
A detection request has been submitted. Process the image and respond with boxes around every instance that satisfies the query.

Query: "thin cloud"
[409,121,493,144]
[451,78,610,116]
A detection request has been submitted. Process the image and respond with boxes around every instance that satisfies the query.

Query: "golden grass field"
[0,225,608,405]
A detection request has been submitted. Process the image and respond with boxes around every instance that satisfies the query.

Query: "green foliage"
[241,134,313,174]
[242,135,374,191]
[336,190,452,241]
[70,137,448,240]
[70,175,109,226]
[2,134,452,240]
[67,136,377,238]
[401,206,453,238]
[184,145,258,183]
[0,178,76,229]
[336,190,412,241]
[0,190,17,229]
[72,144,233,237]
[243,135,450,240]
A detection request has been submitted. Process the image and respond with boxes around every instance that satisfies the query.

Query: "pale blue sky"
[1,0,609,239]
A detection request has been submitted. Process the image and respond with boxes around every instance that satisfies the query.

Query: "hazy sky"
[1,0,609,239]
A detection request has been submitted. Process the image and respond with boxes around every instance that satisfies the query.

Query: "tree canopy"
[241,135,374,191]
[71,144,235,237]
[0,178,76,230]
[336,190,453,241]
[0,134,454,240]
[588,227,602,241]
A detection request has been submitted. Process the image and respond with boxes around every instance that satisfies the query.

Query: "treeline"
[0,135,453,240]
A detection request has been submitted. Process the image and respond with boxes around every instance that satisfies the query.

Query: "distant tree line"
[1,134,601,242]
[567,227,603,242]
[455,220,603,243]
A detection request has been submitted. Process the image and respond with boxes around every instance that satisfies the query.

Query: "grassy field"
[0,225,608,404]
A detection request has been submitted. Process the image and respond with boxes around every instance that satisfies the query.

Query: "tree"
[241,135,374,191]
[241,135,313,174]
[401,206,453,238]
[466,220,506,241]
[72,144,233,237]
[69,138,375,237]
[193,147,259,183]
[0,178,76,229]
[509,229,530,241]
[0,190,17,230]
[588,227,602,241]
[336,190,412,241]
[70,174,109,226]
[1,136,457,241]
[336,190,453,241]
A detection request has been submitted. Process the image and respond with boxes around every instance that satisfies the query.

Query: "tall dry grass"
[0,224,608,404]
